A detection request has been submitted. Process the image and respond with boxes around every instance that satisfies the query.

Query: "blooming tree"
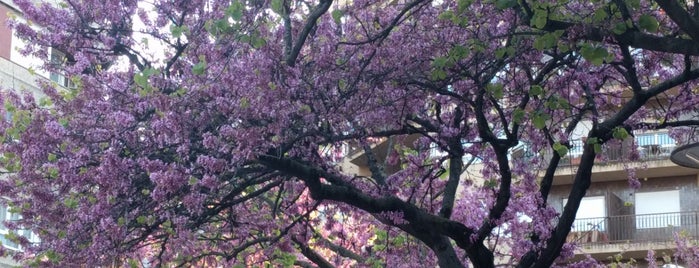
[3,0,699,267]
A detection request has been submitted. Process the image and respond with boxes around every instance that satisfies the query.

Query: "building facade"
[548,131,699,265]
[341,128,699,266]
[0,0,55,266]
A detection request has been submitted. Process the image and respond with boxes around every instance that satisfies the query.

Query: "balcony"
[560,132,676,166]
[567,211,699,250]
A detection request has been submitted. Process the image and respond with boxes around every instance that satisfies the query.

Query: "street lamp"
[670,142,699,168]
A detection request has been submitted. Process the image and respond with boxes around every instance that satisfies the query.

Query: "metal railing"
[567,211,699,245]
[560,132,676,166]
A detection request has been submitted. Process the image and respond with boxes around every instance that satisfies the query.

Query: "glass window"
[0,206,20,250]
[49,49,76,89]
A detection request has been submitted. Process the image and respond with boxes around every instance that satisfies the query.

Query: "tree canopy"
[3,0,699,267]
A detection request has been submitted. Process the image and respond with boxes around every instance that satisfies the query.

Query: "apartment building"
[0,0,57,265]
[546,130,699,265]
[341,125,699,267]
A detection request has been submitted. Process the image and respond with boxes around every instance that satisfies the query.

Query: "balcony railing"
[567,211,699,246]
[560,132,676,166]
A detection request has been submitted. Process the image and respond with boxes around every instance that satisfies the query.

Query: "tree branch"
[285,0,333,66]
[654,0,699,44]
[256,154,476,248]
[292,236,334,268]
[518,1,699,55]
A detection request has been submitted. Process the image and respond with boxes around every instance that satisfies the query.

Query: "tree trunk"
[432,236,465,268]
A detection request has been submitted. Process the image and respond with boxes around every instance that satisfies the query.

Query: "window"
[49,49,76,89]
[0,206,21,250]
[565,196,606,231]
[635,190,681,229]
[0,205,38,251]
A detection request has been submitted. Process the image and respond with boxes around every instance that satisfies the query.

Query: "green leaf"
[300,104,311,113]
[612,127,630,140]
[532,112,549,129]
[627,0,641,9]
[487,83,504,99]
[48,153,57,162]
[192,60,207,75]
[134,73,148,88]
[529,85,544,96]
[48,167,59,178]
[431,69,447,80]
[393,235,406,246]
[592,8,608,22]
[512,108,525,124]
[495,0,516,10]
[544,98,554,109]
[117,217,126,226]
[170,25,187,38]
[580,44,608,65]
[457,0,474,13]
[250,35,267,48]
[213,19,231,33]
[134,68,157,89]
[484,179,498,188]
[63,198,78,209]
[557,97,570,109]
[331,9,343,24]
[533,34,553,50]
[450,45,469,60]
[553,142,569,157]
[438,10,454,21]
[4,100,15,113]
[39,97,53,107]
[531,9,548,29]
[594,143,602,154]
[495,47,508,59]
[279,252,296,267]
[271,0,284,15]
[136,216,147,224]
[638,14,659,32]
[128,259,140,268]
[610,22,626,35]
[432,56,448,68]
[226,1,244,21]
[240,97,250,109]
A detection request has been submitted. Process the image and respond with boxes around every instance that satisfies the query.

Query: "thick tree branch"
[257,155,476,249]
[292,236,334,268]
[616,44,643,94]
[631,120,699,130]
[439,107,465,219]
[527,143,597,268]
[518,1,699,55]
[314,234,365,263]
[285,0,333,66]
[475,146,512,245]
[655,0,699,43]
